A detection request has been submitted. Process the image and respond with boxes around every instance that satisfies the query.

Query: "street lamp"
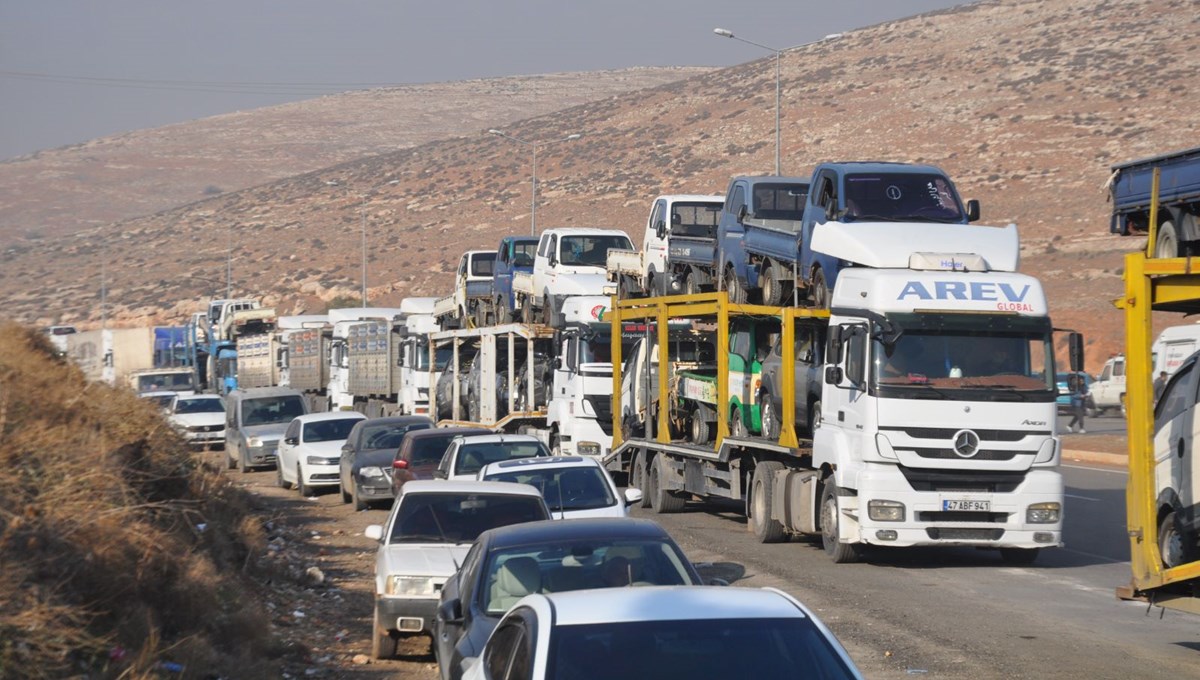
[713,29,843,175]
[488,129,582,235]
[327,179,400,307]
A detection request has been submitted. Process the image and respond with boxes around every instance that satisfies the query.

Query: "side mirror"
[1068,332,1085,373]
[284,437,298,446]
[438,598,464,626]
[655,219,667,239]
[364,525,383,541]
[392,459,409,470]
[433,469,447,480]
[624,488,644,506]
[965,199,981,223]
[828,325,844,359]
[824,366,844,385]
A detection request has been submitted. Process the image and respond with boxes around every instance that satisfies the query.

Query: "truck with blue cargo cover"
[1108,146,1200,258]
[487,236,539,325]
[718,163,980,307]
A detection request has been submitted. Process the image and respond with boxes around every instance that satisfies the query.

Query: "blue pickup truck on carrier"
[1109,146,1200,258]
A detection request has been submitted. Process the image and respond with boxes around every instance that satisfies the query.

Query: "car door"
[438,541,482,680]
[1154,359,1198,524]
[645,199,668,278]
[280,418,302,482]
[482,614,532,680]
[340,424,360,490]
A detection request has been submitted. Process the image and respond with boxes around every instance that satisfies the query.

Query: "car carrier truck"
[605,221,1078,564]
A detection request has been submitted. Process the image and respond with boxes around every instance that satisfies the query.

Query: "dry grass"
[0,322,276,678]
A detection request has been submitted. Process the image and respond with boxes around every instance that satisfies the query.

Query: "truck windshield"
[242,395,306,426]
[559,235,633,267]
[752,183,808,221]
[137,372,193,392]
[871,317,1055,400]
[844,173,964,223]
[672,202,722,238]
[471,252,497,277]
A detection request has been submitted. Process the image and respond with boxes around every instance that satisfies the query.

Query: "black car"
[433,518,703,680]
[338,415,434,510]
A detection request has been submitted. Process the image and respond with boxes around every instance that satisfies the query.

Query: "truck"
[68,326,193,388]
[485,235,539,325]
[429,322,554,428]
[606,221,1077,564]
[718,164,980,307]
[512,228,633,325]
[607,195,725,298]
[433,250,498,330]
[394,297,442,417]
[286,326,331,412]
[1108,146,1200,258]
[327,307,406,411]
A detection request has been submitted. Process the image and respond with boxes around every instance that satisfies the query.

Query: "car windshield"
[360,422,431,450]
[558,235,633,267]
[482,539,695,615]
[752,183,807,221]
[548,616,857,680]
[137,373,193,392]
[388,493,546,544]
[241,395,306,426]
[471,253,497,277]
[484,466,615,512]
[174,398,224,414]
[303,418,362,443]
[843,172,964,223]
[454,441,549,476]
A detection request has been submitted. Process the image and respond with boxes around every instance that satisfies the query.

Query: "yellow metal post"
[779,309,799,448]
[1145,168,1160,258]
[610,296,623,447]
[1123,251,1158,586]
[716,295,730,444]
[656,298,671,443]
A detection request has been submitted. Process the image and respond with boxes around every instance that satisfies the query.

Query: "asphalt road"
[632,462,1200,679]
[1056,411,1125,436]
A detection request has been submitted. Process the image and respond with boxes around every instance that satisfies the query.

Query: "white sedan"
[167,394,226,448]
[277,411,367,496]
[464,586,864,680]
[477,456,642,519]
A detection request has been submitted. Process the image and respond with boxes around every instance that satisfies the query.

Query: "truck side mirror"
[1068,332,1084,373]
[827,326,844,360]
[965,199,981,222]
[824,366,843,385]
[655,219,667,239]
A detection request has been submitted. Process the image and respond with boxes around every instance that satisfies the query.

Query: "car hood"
[297,440,346,457]
[170,413,224,428]
[551,271,608,296]
[547,504,627,520]
[242,423,289,440]
[378,543,473,578]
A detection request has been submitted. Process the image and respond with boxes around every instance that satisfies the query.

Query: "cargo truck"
[512,228,633,325]
[286,326,331,412]
[606,221,1076,564]
[1108,146,1200,258]
[607,195,725,298]
[486,235,539,324]
[327,307,406,411]
[434,250,498,330]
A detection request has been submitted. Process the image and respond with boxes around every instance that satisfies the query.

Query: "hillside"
[0,67,709,247]
[4,0,1199,369]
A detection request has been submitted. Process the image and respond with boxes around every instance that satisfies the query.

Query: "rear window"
[455,441,549,476]
[361,422,431,450]
[389,492,547,543]
[411,434,458,465]
[471,252,497,277]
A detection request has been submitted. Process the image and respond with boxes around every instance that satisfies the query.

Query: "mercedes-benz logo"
[952,429,980,458]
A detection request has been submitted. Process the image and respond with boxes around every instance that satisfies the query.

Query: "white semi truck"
[606,221,1079,564]
[326,307,405,411]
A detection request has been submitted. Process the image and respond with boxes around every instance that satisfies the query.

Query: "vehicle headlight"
[247,437,263,448]
[577,442,601,456]
[360,466,386,479]
[387,575,437,597]
[868,499,905,522]
[1026,502,1061,524]
[307,456,338,465]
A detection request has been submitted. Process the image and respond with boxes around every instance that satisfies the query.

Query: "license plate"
[943,499,990,512]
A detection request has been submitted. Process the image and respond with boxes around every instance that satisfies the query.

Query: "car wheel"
[276,461,290,490]
[297,464,315,497]
[649,454,685,513]
[999,547,1041,565]
[239,446,252,474]
[340,476,351,504]
[750,461,786,543]
[820,477,861,563]
[227,445,237,470]
[760,397,779,441]
[730,407,748,439]
[371,616,395,660]
[352,482,368,511]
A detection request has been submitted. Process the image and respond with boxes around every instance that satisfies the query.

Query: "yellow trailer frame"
[1117,168,1200,613]
[609,292,829,451]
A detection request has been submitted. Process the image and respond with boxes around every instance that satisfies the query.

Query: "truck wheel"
[690,409,711,444]
[725,266,748,304]
[631,452,653,508]
[520,300,534,325]
[820,478,861,563]
[999,548,1041,565]
[619,276,636,300]
[650,454,685,513]
[371,616,395,660]
[684,273,702,296]
[542,295,555,326]
[761,262,785,307]
[474,304,490,329]
[1159,510,1194,568]
[809,268,829,309]
[760,397,780,441]
[807,400,822,435]
[730,407,748,438]
[497,299,512,324]
[1155,220,1180,258]
[297,465,315,497]
[550,433,562,456]
[1120,394,1127,418]
[750,461,786,543]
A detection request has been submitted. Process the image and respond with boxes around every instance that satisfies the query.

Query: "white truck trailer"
[606,221,1079,564]
[326,307,405,411]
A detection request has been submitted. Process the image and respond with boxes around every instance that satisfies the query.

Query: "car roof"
[175,394,222,401]
[230,387,305,400]
[354,415,433,428]
[139,391,178,397]
[478,517,671,550]
[479,456,595,476]
[542,227,630,237]
[533,586,807,627]
[456,434,542,445]
[294,411,367,423]
[398,479,544,497]
[407,427,491,441]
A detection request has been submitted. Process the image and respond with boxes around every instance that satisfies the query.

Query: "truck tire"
[1158,510,1193,568]
[684,272,702,296]
[619,276,636,300]
[999,547,1041,565]
[649,454,685,513]
[542,295,555,326]
[820,478,861,563]
[809,268,829,309]
[690,408,711,444]
[725,266,748,304]
[473,303,490,329]
[730,406,748,438]
[750,461,786,543]
[760,262,786,307]
[760,396,780,441]
[1155,220,1180,258]
[631,452,653,508]
[520,300,534,324]
[807,399,822,435]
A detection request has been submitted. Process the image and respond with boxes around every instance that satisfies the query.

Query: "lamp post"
[488,130,581,235]
[720,27,844,175]
[327,179,400,307]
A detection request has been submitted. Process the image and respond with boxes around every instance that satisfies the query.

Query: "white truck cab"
[542,296,618,457]
[396,297,441,416]
[327,307,405,411]
[434,250,497,329]
[516,228,633,325]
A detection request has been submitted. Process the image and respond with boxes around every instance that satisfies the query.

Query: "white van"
[1092,323,1200,417]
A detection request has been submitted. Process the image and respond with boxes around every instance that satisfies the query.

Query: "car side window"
[1114,359,1125,378]
[458,542,481,607]
[1155,363,1195,427]
[537,234,550,258]
[1100,364,1112,381]
[649,201,665,237]
[438,443,456,475]
[285,420,300,441]
[728,186,745,216]
[484,621,524,679]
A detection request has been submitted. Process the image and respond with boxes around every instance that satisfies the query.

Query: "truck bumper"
[848,465,1063,549]
[556,417,613,457]
[375,596,440,635]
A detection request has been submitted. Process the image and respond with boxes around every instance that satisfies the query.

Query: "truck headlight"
[1026,502,1061,524]
[360,466,386,479]
[387,576,437,597]
[868,499,905,522]
[247,437,263,448]
[577,442,601,456]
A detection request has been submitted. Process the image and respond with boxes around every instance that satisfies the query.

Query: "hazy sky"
[0,0,964,161]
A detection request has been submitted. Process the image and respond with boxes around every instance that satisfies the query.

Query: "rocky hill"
[4,0,1199,369]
